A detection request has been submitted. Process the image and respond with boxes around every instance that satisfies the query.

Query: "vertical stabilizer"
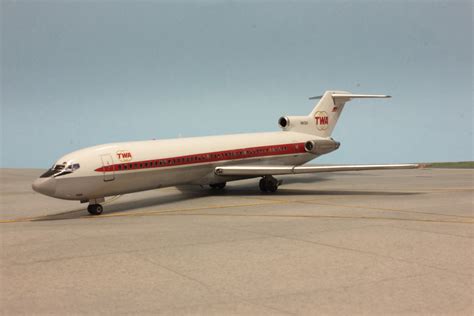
[308,90,351,137]
[279,91,391,137]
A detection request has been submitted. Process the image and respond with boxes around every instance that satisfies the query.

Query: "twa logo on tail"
[314,111,329,130]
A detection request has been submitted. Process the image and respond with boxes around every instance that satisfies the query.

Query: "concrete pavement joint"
[8,234,275,267]
[247,195,474,220]
[298,200,474,220]
[200,221,474,278]
[133,250,297,315]
[247,272,432,307]
[382,224,474,239]
[150,212,474,225]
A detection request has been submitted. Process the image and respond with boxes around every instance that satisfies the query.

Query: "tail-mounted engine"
[278,116,310,131]
[278,116,290,128]
[304,139,340,155]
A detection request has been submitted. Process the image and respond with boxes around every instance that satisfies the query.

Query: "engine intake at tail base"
[304,139,340,155]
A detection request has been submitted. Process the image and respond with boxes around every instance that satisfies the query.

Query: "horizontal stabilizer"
[301,91,392,137]
[215,164,419,176]
[331,94,391,99]
[309,94,390,101]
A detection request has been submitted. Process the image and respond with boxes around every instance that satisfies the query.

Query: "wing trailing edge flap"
[215,164,419,176]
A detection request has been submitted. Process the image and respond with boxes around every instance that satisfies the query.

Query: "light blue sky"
[1,0,472,168]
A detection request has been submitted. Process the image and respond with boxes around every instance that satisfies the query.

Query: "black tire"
[210,182,226,190]
[267,181,278,193]
[260,176,279,193]
[87,204,103,215]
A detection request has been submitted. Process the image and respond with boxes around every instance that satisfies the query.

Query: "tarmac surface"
[1,168,473,315]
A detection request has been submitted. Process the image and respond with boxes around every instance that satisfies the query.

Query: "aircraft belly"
[54,153,315,200]
[99,166,212,197]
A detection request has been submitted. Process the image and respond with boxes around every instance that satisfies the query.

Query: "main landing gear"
[209,182,226,190]
[87,204,103,215]
[259,175,282,193]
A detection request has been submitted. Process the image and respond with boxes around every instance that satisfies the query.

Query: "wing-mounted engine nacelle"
[278,116,310,131]
[304,139,340,155]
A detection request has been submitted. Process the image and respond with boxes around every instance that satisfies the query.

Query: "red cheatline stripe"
[95,142,307,173]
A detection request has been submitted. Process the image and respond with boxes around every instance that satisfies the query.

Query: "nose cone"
[32,178,57,197]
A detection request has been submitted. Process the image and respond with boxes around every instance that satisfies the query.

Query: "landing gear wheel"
[210,182,226,190]
[259,176,280,193]
[87,204,103,215]
[267,180,278,193]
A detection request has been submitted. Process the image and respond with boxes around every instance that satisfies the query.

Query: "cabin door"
[100,154,115,182]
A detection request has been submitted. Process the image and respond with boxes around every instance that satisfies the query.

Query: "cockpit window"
[40,164,65,178]
[40,162,80,178]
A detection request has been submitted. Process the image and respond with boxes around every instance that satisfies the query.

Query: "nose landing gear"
[87,198,105,215]
[87,204,103,215]
[259,175,282,193]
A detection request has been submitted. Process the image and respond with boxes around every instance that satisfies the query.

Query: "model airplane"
[32,90,417,215]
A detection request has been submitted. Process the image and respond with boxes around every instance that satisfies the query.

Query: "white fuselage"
[34,131,324,201]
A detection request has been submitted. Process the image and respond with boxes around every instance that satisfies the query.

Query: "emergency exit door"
[100,154,115,181]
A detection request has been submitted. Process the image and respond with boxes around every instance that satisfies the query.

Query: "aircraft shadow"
[32,190,205,222]
[32,183,421,222]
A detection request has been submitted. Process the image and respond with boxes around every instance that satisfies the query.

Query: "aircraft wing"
[215,164,419,176]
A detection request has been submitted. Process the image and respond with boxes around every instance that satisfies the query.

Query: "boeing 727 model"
[32,90,417,215]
